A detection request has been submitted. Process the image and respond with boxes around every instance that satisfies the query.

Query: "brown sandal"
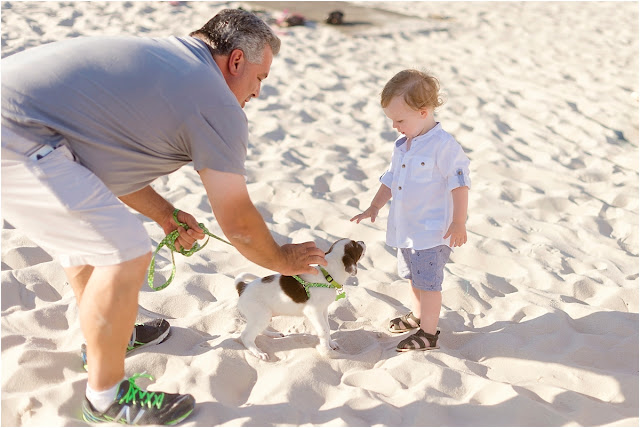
[396,329,440,352]
[388,312,421,333]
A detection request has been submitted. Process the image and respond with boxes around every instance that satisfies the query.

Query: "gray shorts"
[1,127,152,267]
[397,245,452,291]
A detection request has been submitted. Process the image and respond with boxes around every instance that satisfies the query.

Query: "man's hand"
[350,206,380,224]
[162,210,205,252]
[278,242,328,276]
[443,221,467,247]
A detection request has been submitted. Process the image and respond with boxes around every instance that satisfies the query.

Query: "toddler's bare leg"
[419,289,441,335]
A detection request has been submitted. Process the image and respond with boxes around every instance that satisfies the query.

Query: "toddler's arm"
[443,186,468,247]
[350,184,392,224]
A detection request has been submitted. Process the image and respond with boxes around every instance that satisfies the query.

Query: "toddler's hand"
[444,222,467,247]
[350,206,379,224]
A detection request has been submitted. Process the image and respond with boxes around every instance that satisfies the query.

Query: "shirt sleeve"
[437,137,471,191]
[379,148,397,188]
[184,104,248,176]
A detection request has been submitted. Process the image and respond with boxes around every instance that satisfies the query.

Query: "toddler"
[351,69,471,351]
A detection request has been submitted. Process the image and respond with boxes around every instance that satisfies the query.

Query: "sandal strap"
[398,329,439,349]
[405,312,421,325]
[390,312,421,329]
[415,329,439,347]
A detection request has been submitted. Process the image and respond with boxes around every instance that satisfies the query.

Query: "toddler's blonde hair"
[381,69,444,111]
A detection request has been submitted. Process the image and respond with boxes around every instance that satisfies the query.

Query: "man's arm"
[118,185,204,250]
[198,168,326,275]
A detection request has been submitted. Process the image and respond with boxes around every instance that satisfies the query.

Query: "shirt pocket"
[409,156,434,182]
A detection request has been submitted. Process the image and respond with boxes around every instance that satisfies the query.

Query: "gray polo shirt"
[1,35,248,196]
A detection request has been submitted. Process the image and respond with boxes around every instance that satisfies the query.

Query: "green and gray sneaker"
[82,319,171,371]
[82,373,195,425]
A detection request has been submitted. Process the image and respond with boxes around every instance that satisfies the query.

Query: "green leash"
[148,209,232,291]
[293,266,346,301]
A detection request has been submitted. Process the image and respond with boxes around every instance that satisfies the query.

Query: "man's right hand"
[279,242,327,276]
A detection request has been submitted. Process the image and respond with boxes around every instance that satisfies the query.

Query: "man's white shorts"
[1,127,151,267]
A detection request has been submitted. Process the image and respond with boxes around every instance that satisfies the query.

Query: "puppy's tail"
[234,273,260,296]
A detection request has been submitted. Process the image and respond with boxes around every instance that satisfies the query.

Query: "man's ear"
[227,49,246,76]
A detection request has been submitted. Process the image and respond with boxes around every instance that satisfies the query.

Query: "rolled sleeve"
[447,167,471,190]
[380,170,394,188]
[438,138,471,191]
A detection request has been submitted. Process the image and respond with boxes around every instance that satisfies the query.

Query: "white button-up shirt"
[380,123,471,250]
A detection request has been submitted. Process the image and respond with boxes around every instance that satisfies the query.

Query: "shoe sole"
[82,397,195,426]
[167,408,195,425]
[82,407,194,426]
[388,326,419,333]
[396,345,439,352]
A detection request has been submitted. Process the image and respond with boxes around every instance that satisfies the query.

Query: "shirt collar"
[394,122,442,148]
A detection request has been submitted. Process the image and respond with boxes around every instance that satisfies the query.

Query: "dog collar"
[292,267,346,301]
[318,266,342,289]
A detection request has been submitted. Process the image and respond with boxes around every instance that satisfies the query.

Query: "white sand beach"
[1,1,638,426]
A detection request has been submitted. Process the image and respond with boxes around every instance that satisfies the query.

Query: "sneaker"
[82,319,171,371]
[82,373,195,425]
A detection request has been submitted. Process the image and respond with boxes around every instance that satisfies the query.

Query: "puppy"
[234,238,366,360]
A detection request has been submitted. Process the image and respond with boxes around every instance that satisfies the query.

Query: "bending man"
[1,8,326,425]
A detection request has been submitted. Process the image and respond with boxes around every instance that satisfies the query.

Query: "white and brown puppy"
[234,238,366,360]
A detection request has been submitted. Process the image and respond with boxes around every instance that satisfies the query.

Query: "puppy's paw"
[250,350,270,361]
[317,341,340,357]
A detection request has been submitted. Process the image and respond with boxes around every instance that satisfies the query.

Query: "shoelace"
[148,209,232,291]
[126,323,148,351]
[120,373,164,409]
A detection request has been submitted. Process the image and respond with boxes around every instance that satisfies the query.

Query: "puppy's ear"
[343,254,358,276]
[342,240,364,276]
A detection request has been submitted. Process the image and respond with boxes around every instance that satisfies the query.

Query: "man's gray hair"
[190,9,281,63]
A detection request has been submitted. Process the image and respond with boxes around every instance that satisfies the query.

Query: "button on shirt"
[379,123,471,250]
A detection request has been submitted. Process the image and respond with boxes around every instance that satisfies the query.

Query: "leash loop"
[148,209,232,291]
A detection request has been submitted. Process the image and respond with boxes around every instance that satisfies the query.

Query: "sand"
[1,1,638,426]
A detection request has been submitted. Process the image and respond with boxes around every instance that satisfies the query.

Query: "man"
[1,8,327,425]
